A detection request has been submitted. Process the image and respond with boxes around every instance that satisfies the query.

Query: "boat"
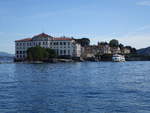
[112,54,125,62]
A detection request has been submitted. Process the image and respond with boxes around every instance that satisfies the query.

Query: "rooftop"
[53,38,73,41]
[33,33,53,38]
[15,33,74,42]
[15,38,32,42]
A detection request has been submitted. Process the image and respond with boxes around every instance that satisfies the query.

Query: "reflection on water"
[0,62,150,113]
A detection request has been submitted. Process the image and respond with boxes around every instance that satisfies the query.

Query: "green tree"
[27,46,48,61]
[46,48,57,58]
[109,39,119,47]
[119,43,124,49]
[75,38,90,47]
[98,42,108,46]
[27,46,56,61]
[125,46,137,54]
[27,46,57,61]
[131,48,137,54]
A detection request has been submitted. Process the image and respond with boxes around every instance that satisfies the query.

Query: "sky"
[0,0,150,53]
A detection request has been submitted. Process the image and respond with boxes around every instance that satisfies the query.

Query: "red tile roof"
[53,38,73,41]
[15,34,74,42]
[15,37,73,42]
[15,38,32,42]
[33,33,52,38]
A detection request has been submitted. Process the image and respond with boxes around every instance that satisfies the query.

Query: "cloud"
[93,34,150,49]
[115,25,150,49]
[136,1,150,6]
[92,25,150,49]
[119,35,150,49]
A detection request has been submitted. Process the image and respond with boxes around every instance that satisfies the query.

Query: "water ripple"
[0,62,150,113]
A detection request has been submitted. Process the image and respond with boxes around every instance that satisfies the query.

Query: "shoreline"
[1,55,150,64]
[1,60,150,64]
[13,58,150,64]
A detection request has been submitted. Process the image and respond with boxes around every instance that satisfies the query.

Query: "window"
[60,42,62,45]
[56,49,58,54]
[68,42,70,48]
[64,42,66,45]
[60,50,62,54]
[64,50,66,55]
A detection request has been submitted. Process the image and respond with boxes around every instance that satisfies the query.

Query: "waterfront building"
[15,33,81,60]
[82,42,131,58]
[110,47,121,54]
[121,47,131,54]
[98,43,111,55]
[81,45,98,58]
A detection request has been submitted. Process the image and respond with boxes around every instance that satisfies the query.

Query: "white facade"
[15,33,81,60]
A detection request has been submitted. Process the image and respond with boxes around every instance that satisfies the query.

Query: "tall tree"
[75,38,90,47]
[119,43,124,49]
[46,48,57,58]
[27,46,56,61]
[98,42,108,46]
[109,39,119,47]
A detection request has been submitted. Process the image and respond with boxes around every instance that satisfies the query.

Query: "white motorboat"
[112,54,125,62]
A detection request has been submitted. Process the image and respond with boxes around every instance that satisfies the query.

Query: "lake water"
[0,62,150,113]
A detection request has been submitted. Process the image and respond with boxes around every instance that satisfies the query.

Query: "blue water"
[0,62,150,113]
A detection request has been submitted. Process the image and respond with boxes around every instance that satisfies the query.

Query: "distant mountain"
[137,47,150,56]
[0,52,14,57]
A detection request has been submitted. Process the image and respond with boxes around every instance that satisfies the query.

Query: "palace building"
[15,33,81,60]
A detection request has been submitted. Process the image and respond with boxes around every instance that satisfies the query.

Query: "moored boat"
[112,54,125,62]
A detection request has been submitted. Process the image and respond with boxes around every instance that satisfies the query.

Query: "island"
[14,33,150,63]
